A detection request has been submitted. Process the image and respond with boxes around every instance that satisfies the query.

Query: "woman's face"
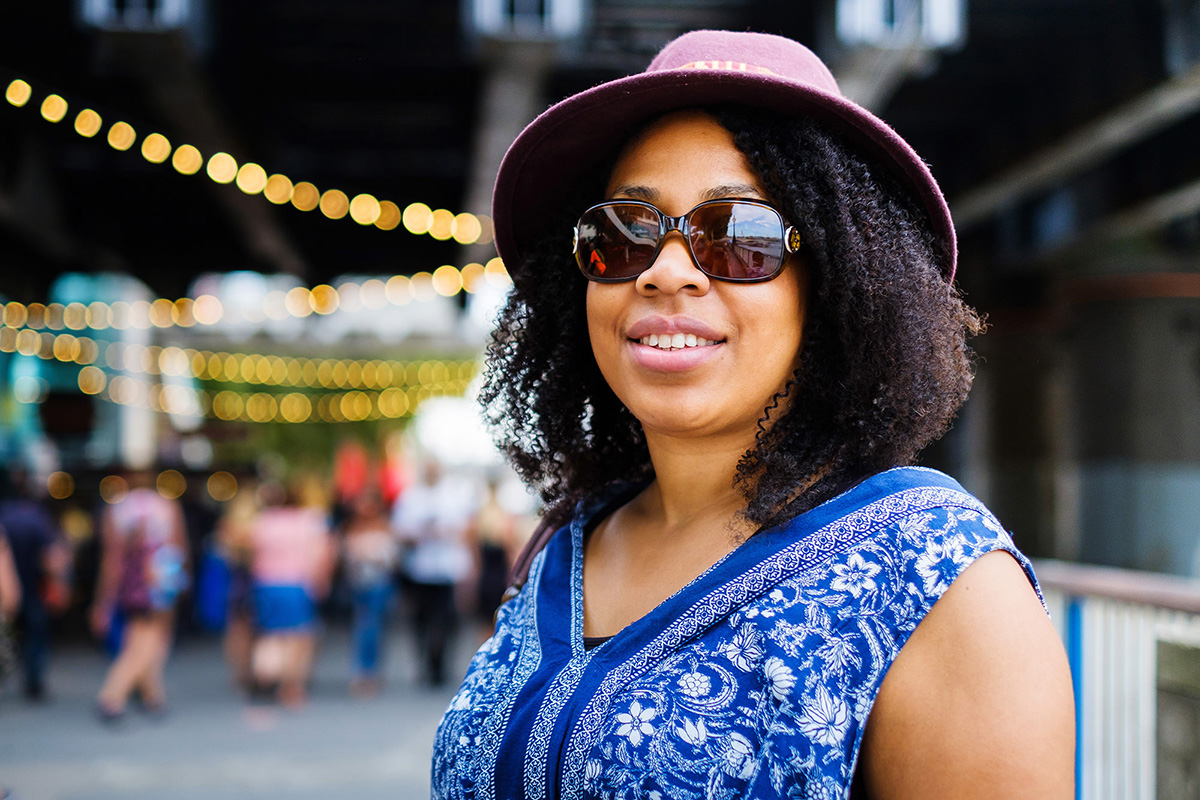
[586,109,808,443]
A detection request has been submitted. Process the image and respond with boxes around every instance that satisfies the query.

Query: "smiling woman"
[433,30,1074,800]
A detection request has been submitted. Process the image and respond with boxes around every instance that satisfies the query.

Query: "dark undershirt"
[582,635,612,651]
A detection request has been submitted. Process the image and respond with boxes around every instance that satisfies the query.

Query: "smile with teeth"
[637,333,719,350]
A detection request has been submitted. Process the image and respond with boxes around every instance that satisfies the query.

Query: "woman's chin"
[631,403,756,442]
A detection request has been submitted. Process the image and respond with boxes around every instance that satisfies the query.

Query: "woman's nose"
[635,233,710,295]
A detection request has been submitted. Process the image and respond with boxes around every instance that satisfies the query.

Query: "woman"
[91,471,189,722]
[247,483,335,707]
[434,30,1073,799]
[341,490,399,696]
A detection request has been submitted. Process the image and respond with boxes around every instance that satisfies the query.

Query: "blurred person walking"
[212,486,258,693]
[90,471,190,722]
[0,530,21,698]
[248,484,335,707]
[0,471,67,702]
[468,480,516,642]
[341,490,399,697]
[391,459,473,686]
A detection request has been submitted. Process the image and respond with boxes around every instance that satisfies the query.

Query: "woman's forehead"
[604,110,767,202]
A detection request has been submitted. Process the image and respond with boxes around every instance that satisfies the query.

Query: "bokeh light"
[157,469,186,500]
[429,208,455,240]
[291,181,320,211]
[141,132,172,164]
[310,284,339,315]
[461,262,485,293]
[47,471,74,500]
[484,257,511,286]
[172,144,203,175]
[40,94,67,122]
[74,108,102,137]
[78,365,106,395]
[402,202,433,234]
[5,79,32,107]
[264,174,294,204]
[285,287,314,317]
[207,471,238,501]
[207,152,238,184]
[319,189,349,219]
[99,475,129,504]
[452,212,482,244]
[432,265,464,297]
[349,193,381,225]
[236,163,268,194]
[375,200,401,230]
[107,121,136,151]
[193,294,224,325]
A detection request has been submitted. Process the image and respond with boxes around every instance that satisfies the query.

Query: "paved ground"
[0,622,477,800]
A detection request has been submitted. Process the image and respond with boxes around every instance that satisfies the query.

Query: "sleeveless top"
[431,467,1041,800]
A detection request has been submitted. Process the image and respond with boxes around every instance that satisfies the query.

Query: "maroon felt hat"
[491,29,957,281]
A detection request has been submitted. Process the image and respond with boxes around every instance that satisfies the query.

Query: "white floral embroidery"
[676,717,709,746]
[797,685,851,747]
[763,657,796,701]
[915,536,968,595]
[720,732,756,779]
[828,552,881,598]
[585,759,602,782]
[615,700,657,747]
[718,623,765,672]
[678,670,710,698]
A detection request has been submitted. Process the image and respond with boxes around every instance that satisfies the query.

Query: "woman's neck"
[638,429,756,535]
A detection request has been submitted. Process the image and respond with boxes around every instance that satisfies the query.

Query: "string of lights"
[0,259,512,333]
[45,468,241,504]
[4,77,495,244]
[71,366,471,424]
[0,325,478,392]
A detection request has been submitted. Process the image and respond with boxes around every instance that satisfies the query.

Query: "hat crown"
[647,30,841,97]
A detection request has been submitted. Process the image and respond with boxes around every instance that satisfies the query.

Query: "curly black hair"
[479,105,983,533]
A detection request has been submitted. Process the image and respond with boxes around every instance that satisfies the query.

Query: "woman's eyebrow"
[609,184,657,200]
[609,183,766,201]
[702,183,765,200]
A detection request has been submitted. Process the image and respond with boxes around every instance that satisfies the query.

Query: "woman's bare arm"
[860,550,1075,799]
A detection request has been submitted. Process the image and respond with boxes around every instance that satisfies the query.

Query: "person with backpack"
[90,469,189,723]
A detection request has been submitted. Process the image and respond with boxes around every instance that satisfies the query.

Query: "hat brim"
[492,68,956,280]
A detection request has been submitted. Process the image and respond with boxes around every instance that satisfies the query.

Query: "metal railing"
[1035,559,1200,800]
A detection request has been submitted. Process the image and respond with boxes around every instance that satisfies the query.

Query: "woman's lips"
[623,315,726,372]
[626,337,722,372]
[625,314,724,343]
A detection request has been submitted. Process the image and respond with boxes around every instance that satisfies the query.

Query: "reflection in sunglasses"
[575,199,795,283]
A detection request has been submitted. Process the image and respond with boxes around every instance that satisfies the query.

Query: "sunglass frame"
[572,198,801,284]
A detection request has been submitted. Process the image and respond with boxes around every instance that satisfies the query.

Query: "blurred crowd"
[0,443,537,723]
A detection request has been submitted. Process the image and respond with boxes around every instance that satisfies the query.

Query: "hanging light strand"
[0,326,479,392]
[71,368,464,424]
[4,76,495,245]
[0,260,511,334]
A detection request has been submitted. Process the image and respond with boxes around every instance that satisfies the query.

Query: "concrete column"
[462,38,556,266]
[1066,283,1200,576]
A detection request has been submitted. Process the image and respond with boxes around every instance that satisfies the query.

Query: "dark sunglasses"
[572,198,801,283]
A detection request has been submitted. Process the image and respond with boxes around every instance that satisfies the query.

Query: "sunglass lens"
[576,204,660,280]
[689,203,786,280]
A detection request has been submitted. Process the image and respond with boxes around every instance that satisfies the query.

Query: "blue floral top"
[432,467,1039,800]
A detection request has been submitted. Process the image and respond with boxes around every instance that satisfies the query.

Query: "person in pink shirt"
[248,483,335,707]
